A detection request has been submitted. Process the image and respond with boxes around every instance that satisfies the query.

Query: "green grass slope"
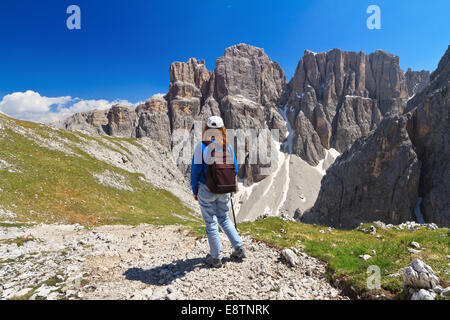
[239,218,449,299]
[0,113,201,227]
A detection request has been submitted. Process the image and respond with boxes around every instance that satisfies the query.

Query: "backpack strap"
[201,141,214,167]
[202,141,233,163]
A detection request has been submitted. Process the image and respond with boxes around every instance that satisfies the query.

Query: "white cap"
[206,116,224,129]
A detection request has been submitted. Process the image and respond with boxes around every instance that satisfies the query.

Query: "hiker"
[190,116,246,268]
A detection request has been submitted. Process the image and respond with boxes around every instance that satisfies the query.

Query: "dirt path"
[0,223,346,300]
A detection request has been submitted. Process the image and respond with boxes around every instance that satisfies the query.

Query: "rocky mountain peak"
[304,46,449,228]
[407,45,449,108]
[214,43,286,108]
[302,113,420,228]
[281,47,414,165]
[56,44,432,188]
[431,45,450,81]
[169,58,210,100]
[405,69,430,98]
[223,43,267,58]
[136,94,167,114]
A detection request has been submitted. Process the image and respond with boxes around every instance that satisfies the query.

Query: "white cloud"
[0,90,139,123]
[0,90,71,116]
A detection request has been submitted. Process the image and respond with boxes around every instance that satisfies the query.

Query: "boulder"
[441,287,450,297]
[141,287,153,298]
[150,287,167,300]
[56,109,109,135]
[359,255,372,261]
[281,248,299,266]
[409,242,421,249]
[401,258,440,289]
[293,208,303,221]
[411,289,436,300]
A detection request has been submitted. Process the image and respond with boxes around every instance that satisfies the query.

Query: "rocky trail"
[0,223,345,300]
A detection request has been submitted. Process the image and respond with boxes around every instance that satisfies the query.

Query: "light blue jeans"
[197,183,243,259]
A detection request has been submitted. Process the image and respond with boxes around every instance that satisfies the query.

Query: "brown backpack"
[202,141,237,194]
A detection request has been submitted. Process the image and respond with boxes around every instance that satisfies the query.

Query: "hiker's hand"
[194,195,198,201]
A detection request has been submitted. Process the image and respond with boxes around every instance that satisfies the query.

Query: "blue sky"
[0,0,448,122]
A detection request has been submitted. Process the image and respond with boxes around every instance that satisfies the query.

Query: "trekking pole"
[230,195,238,231]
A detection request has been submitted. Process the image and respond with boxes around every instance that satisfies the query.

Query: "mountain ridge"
[53,43,439,226]
[56,45,429,169]
[303,45,449,228]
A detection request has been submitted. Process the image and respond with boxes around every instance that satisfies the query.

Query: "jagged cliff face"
[212,44,287,184]
[405,69,431,98]
[406,46,450,227]
[173,45,288,182]
[58,46,429,170]
[304,46,449,228]
[58,44,287,184]
[281,49,411,165]
[56,96,171,146]
[104,105,138,137]
[135,95,171,148]
[214,44,286,124]
[302,114,420,229]
[167,58,210,138]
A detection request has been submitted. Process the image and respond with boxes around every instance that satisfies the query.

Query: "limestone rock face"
[134,44,288,183]
[214,44,286,112]
[167,58,211,175]
[212,44,287,183]
[143,44,288,181]
[60,46,416,170]
[168,58,210,137]
[333,95,382,154]
[282,49,409,165]
[405,45,450,227]
[303,46,449,228]
[405,69,430,98]
[57,109,109,135]
[57,105,139,138]
[292,111,325,165]
[104,105,137,137]
[302,114,420,229]
[135,95,171,148]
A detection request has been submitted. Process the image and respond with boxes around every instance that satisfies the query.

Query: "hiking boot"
[231,246,247,260]
[205,254,222,268]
